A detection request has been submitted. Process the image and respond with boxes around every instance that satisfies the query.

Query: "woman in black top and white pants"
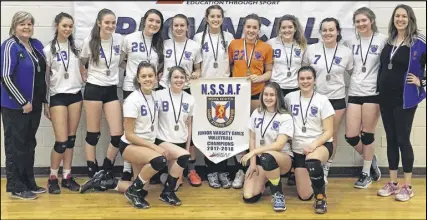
[376,4,426,202]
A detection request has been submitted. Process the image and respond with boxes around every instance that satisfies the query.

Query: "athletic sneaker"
[188,170,202,187]
[232,169,245,189]
[80,170,105,193]
[287,172,296,186]
[159,191,182,206]
[207,172,221,189]
[48,176,61,194]
[271,192,286,212]
[370,155,381,181]
[11,191,37,200]
[125,186,150,209]
[121,171,132,181]
[30,186,47,194]
[354,172,372,189]
[61,174,80,191]
[377,181,400,197]
[100,171,118,190]
[218,172,232,189]
[313,194,327,214]
[395,185,414,202]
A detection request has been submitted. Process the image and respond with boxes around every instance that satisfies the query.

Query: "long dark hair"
[140,9,165,76]
[133,61,157,90]
[89,8,115,65]
[276,14,307,49]
[319,17,343,42]
[387,4,419,45]
[50,12,78,57]
[200,5,227,53]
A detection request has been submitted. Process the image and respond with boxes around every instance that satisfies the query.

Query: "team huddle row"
[1,2,425,215]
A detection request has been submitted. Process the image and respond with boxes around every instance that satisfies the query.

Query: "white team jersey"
[193,31,234,78]
[344,33,387,96]
[248,109,294,156]
[284,91,335,155]
[268,37,304,89]
[44,41,83,98]
[121,90,159,144]
[303,42,353,99]
[156,88,195,143]
[81,33,123,86]
[160,38,202,89]
[122,31,160,92]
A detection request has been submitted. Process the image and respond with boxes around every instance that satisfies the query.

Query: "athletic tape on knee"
[176,154,190,168]
[110,135,121,148]
[344,135,360,147]
[67,135,76,149]
[150,156,167,171]
[260,153,279,171]
[86,132,101,146]
[361,131,375,145]
[53,141,68,154]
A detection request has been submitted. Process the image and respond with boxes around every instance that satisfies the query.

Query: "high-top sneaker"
[61,174,80,191]
[80,170,106,193]
[48,175,61,194]
[125,185,150,209]
[370,155,381,181]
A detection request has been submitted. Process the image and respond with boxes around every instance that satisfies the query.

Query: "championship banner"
[73,1,367,46]
[190,78,250,164]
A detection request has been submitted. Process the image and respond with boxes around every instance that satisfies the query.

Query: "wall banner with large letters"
[190,78,250,163]
[73,1,367,45]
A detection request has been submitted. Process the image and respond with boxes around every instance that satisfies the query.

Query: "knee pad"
[150,156,167,171]
[86,132,101,146]
[305,159,323,178]
[53,141,68,154]
[110,135,121,148]
[176,154,190,168]
[345,135,360,147]
[243,193,262,204]
[260,153,279,171]
[361,132,375,145]
[67,135,76,149]
[298,193,314,201]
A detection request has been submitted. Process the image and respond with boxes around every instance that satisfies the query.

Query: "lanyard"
[299,91,315,133]
[19,39,40,72]
[142,34,153,63]
[260,111,277,145]
[281,40,294,74]
[208,32,220,68]
[140,89,156,131]
[56,40,71,78]
[173,39,188,66]
[244,39,258,75]
[359,34,374,73]
[100,37,113,75]
[168,89,183,131]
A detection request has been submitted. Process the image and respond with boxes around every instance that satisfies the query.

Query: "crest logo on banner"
[207,97,235,128]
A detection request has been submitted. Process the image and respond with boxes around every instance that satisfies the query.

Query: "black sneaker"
[121,171,132,181]
[313,194,327,214]
[287,173,296,186]
[100,171,118,190]
[30,186,47,194]
[48,176,61,194]
[125,186,150,209]
[11,191,37,200]
[159,191,182,206]
[80,170,106,193]
[370,155,381,181]
[354,172,372,189]
[61,175,81,191]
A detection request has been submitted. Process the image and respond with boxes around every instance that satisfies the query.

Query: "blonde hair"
[9,11,35,36]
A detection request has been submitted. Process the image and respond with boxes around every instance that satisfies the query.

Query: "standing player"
[193,5,235,189]
[240,82,293,212]
[156,66,193,204]
[44,12,83,194]
[120,9,165,181]
[343,7,386,188]
[302,17,353,183]
[285,66,335,214]
[267,14,307,186]
[228,13,273,189]
[377,4,426,202]
[80,9,124,184]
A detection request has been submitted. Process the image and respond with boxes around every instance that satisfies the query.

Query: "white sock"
[63,169,71,179]
[362,160,371,176]
[138,174,148,184]
[123,161,132,173]
[50,168,59,177]
[323,160,333,175]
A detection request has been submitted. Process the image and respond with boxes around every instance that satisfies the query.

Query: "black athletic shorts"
[293,142,333,168]
[119,139,129,155]
[348,95,379,105]
[329,98,346,110]
[281,88,299,97]
[123,90,133,100]
[155,138,186,149]
[50,91,83,107]
[84,82,118,103]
